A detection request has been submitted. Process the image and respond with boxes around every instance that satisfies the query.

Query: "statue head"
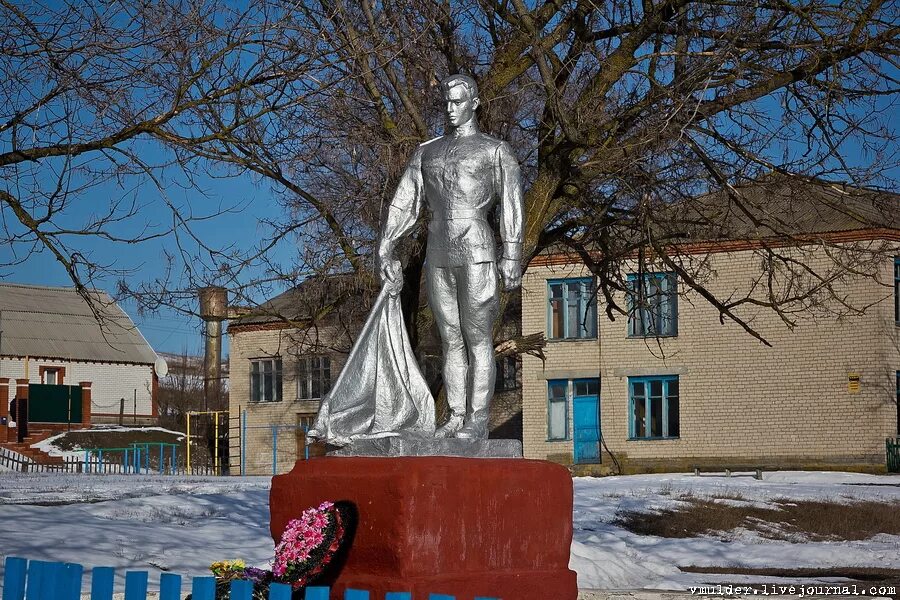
[440,74,479,129]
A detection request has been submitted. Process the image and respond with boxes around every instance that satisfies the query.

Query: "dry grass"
[614,498,900,541]
[707,490,748,501]
[681,565,900,582]
[47,428,184,452]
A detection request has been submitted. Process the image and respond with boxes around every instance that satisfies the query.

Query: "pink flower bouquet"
[273,500,347,589]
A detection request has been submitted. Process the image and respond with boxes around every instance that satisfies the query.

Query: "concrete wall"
[0,358,155,424]
[522,244,899,471]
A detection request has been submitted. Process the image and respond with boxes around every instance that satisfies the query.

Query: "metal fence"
[0,445,219,475]
[888,437,900,473]
[0,447,72,473]
[239,421,310,476]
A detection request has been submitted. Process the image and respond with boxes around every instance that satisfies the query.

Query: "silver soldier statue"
[378,74,524,440]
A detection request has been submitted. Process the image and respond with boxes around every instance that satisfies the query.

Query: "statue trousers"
[425,260,500,427]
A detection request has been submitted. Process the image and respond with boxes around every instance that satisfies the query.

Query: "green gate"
[28,384,82,424]
[888,438,900,473]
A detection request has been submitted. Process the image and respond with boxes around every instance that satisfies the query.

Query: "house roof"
[531,176,899,266]
[0,283,159,365]
[228,273,374,329]
[664,175,899,243]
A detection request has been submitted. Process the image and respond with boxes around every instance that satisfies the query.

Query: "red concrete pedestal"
[270,457,578,600]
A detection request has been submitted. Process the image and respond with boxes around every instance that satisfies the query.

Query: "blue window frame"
[547,379,569,440]
[628,375,679,439]
[894,257,899,325]
[627,272,678,337]
[547,278,597,340]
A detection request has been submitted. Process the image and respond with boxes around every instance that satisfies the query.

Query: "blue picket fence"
[1,557,499,600]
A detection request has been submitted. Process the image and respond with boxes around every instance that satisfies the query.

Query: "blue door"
[573,378,600,464]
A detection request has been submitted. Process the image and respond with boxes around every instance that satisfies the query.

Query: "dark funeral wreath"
[194,501,352,599]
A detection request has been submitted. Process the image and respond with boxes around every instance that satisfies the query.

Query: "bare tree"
[157,350,230,465]
[2,0,898,351]
[161,0,898,345]
[0,0,334,317]
[157,351,206,431]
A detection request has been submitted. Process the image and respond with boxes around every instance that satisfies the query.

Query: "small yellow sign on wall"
[848,373,861,394]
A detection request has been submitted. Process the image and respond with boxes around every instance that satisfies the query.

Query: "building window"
[250,358,282,403]
[548,380,569,440]
[39,365,65,385]
[548,278,597,340]
[629,375,679,439]
[627,272,677,337]
[574,378,600,399]
[495,355,519,391]
[894,257,899,325]
[297,413,316,430]
[298,356,331,400]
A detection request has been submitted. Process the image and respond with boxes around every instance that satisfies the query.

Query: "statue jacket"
[378,130,524,269]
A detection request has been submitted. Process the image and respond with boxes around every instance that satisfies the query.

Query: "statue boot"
[435,413,465,438]
[455,410,488,440]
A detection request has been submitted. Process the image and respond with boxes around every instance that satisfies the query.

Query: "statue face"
[444,83,478,128]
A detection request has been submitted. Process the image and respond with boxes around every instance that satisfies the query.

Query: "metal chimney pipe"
[198,287,228,411]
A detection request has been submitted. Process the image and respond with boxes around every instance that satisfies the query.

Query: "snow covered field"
[0,475,274,592]
[572,471,900,590]
[0,471,898,593]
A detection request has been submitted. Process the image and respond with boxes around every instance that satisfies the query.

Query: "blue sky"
[0,0,303,358]
[0,159,293,357]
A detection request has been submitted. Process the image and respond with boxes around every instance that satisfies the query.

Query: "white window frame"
[547,379,570,441]
[297,356,331,400]
[43,369,59,385]
[250,358,283,403]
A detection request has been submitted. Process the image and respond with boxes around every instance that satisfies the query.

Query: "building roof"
[665,175,899,243]
[229,273,375,330]
[0,283,159,365]
[530,176,899,266]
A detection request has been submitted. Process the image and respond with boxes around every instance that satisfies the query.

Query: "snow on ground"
[572,471,900,590]
[0,475,274,592]
[0,470,898,593]
[32,426,187,459]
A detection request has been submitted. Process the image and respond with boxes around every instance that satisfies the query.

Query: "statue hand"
[499,257,521,291]
[380,257,403,295]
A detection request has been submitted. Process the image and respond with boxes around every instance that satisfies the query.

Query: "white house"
[0,283,164,425]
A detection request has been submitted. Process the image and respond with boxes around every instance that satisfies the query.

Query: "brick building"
[521,180,900,472]
[227,275,365,475]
